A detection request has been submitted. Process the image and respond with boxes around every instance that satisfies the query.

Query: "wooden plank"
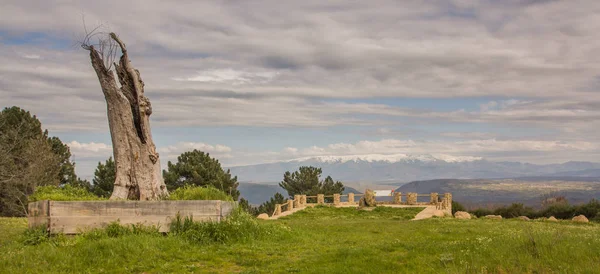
[220,201,235,218]
[28,200,49,217]
[27,200,49,229]
[49,200,222,217]
[135,200,221,216]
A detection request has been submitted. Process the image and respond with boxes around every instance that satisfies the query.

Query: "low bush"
[538,203,576,219]
[20,224,49,246]
[471,208,494,218]
[167,185,233,201]
[451,200,466,214]
[80,221,161,240]
[468,199,600,221]
[29,185,104,202]
[574,199,600,219]
[493,203,536,218]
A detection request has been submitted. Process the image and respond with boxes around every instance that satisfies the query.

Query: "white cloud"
[440,132,497,140]
[158,142,232,155]
[172,68,279,85]
[68,141,111,154]
[283,147,298,154]
[21,54,41,59]
[67,141,113,178]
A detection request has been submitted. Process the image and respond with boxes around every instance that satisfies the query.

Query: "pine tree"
[0,107,61,216]
[279,166,345,198]
[48,136,78,187]
[255,193,286,215]
[163,150,240,200]
[92,157,116,198]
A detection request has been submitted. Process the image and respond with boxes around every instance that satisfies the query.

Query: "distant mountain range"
[230,154,600,185]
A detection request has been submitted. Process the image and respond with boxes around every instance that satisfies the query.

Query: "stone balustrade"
[270,191,452,217]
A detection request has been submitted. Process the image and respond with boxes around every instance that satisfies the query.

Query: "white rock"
[454,211,471,219]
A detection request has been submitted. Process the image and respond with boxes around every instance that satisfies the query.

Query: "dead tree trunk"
[85,33,168,200]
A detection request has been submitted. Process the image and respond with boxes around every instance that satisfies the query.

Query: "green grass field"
[1,207,600,273]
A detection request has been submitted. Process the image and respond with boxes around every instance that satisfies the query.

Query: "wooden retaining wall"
[28,200,237,234]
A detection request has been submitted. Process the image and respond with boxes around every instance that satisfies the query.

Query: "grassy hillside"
[1,207,600,273]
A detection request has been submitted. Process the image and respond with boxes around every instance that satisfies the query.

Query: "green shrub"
[29,185,104,202]
[467,199,600,221]
[451,200,466,214]
[21,225,49,246]
[470,208,494,217]
[574,199,600,220]
[539,203,575,219]
[538,200,600,220]
[493,203,536,218]
[170,208,285,244]
[168,185,233,201]
[105,221,134,237]
[80,221,160,240]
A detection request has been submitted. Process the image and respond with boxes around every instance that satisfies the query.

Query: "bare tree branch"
[78,16,117,70]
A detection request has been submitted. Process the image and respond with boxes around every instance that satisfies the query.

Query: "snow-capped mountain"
[229,154,600,185]
[286,154,483,164]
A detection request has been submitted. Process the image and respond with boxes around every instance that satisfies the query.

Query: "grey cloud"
[1,1,600,147]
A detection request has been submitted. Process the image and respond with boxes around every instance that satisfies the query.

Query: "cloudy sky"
[2,0,600,180]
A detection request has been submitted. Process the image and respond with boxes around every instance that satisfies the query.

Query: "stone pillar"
[430,193,438,205]
[274,204,282,216]
[294,195,300,208]
[317,194,324,204]
[444,193,452,209]
[348,193,355,204]
[287,199,294,211]
[407,192,417,205]
[393,192,402,204]
[301,195,307,206]
[333,194,341,205]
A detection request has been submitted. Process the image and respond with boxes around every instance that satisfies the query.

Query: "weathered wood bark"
[86,33,168,200]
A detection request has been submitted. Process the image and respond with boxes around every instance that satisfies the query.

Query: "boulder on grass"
[454,211,471,219]
[433,210,446,218]
[257,213,269,220]
[360,189,377,207]
[517,216,530,221]
[484,215,502,220]
[547,216,558,222]
[572,215,589,223]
